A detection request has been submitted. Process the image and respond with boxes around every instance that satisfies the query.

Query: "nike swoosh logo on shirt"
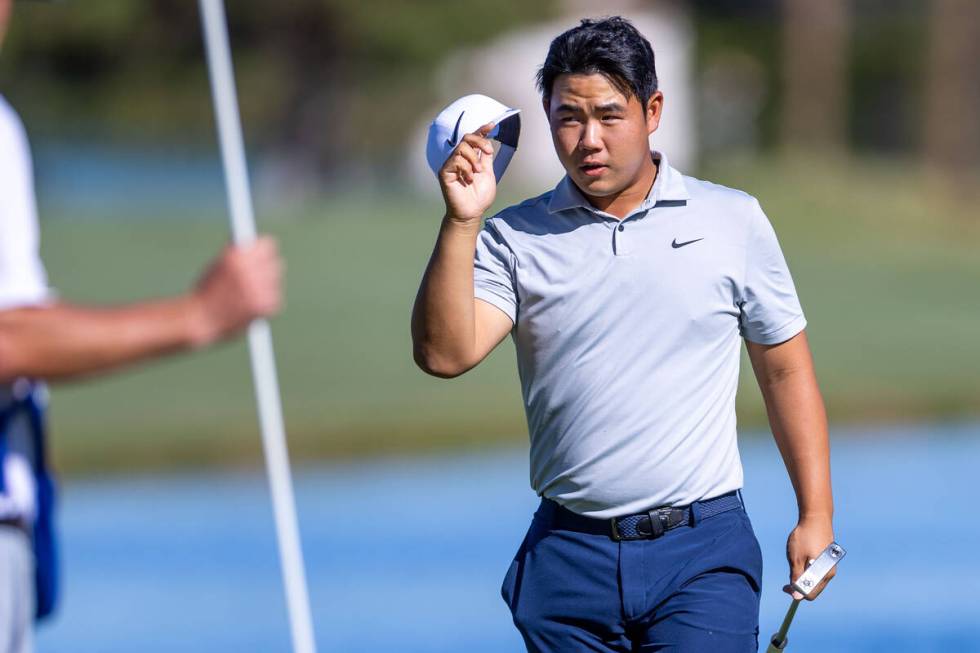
[671,237,704,249]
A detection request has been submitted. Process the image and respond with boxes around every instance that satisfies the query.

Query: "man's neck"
[582,157,659,219]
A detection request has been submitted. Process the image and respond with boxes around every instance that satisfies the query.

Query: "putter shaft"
[766,599,800,651]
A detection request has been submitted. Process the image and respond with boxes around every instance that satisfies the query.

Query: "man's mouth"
[579,162,608,177]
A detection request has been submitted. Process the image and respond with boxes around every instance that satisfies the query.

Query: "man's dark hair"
[536,16,658,106]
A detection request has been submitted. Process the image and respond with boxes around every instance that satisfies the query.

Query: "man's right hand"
[190,236,283,346]
[439,122,498,226]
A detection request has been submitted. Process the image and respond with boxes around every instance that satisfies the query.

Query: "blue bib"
[0,383,59,621]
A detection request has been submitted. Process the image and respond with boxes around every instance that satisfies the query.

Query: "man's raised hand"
[439,122,497,225]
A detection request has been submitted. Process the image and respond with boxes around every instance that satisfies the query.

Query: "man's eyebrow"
[596,102,627,112]
[554,102,627,113]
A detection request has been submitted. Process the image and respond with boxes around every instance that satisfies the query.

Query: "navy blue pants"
[500,497,763,652]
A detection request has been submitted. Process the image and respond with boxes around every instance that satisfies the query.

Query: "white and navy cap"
[426,94,521,182]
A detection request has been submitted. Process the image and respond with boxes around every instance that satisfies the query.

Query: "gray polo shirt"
[473,151,806,518]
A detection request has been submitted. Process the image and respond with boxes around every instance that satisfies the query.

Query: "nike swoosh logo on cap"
[671,237,704,249]
[447,111,465,147]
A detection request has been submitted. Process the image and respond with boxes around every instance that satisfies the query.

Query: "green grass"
[37,155,980,475]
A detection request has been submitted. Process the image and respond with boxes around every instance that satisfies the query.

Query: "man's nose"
[579,120,603,150]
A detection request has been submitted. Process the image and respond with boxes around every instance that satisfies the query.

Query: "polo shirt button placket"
[613,220,630,256]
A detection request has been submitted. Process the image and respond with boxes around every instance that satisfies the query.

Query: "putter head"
[767,542,846,651]
[792,541,846,597]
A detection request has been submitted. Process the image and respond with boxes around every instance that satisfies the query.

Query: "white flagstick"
[197,2,317,652]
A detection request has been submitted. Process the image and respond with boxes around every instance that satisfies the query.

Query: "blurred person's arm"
[746,330,836,600]
[412,124,512,378]
[0,238,282,382]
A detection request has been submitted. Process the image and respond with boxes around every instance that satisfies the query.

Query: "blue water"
[36,422,980,652]
[33,145,228,216]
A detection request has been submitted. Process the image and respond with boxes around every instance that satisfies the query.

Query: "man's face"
[545,73,662,198]
[0,0,11,50]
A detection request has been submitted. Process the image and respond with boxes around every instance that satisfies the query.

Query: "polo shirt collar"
[547,150,690,215]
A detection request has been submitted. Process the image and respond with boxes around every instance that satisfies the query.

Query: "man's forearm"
[411,215,481,376]
[748,331,836,597]
[0,296,213,382]
[758,361,833,520]
[0,238,282,383]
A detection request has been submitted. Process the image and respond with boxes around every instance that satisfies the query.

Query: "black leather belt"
[0,516,28,534]
[545,490,742,542]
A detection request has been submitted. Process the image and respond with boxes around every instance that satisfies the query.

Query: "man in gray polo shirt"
[412,16,835,652]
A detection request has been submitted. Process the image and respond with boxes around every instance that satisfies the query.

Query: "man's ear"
[645,91,664,135]
[541,97,551,119]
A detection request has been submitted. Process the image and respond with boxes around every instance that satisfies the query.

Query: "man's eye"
[559,116,579,124]
[602,115,622,123]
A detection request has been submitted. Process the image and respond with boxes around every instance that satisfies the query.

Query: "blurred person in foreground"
[0,1,282,651]
[412,16,836,652]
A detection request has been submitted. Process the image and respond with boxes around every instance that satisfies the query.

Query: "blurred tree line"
[695,0,979,188]
[1,0,557,183]
[2,0,976,188]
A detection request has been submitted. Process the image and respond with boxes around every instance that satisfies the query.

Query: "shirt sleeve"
[738,199,807,344]
[0,99,52,311]
[473,218,518,324]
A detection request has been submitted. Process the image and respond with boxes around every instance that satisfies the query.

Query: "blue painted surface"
[36,422,980,652]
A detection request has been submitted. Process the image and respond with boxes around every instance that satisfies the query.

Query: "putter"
[766,541,846,652]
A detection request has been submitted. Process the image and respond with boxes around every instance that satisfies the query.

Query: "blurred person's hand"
[784,517,836,600]
[439,122,497,226]
[0,0,11,48]
[191,236,283,346]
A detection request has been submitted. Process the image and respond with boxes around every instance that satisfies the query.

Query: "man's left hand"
[784,516,836,600]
